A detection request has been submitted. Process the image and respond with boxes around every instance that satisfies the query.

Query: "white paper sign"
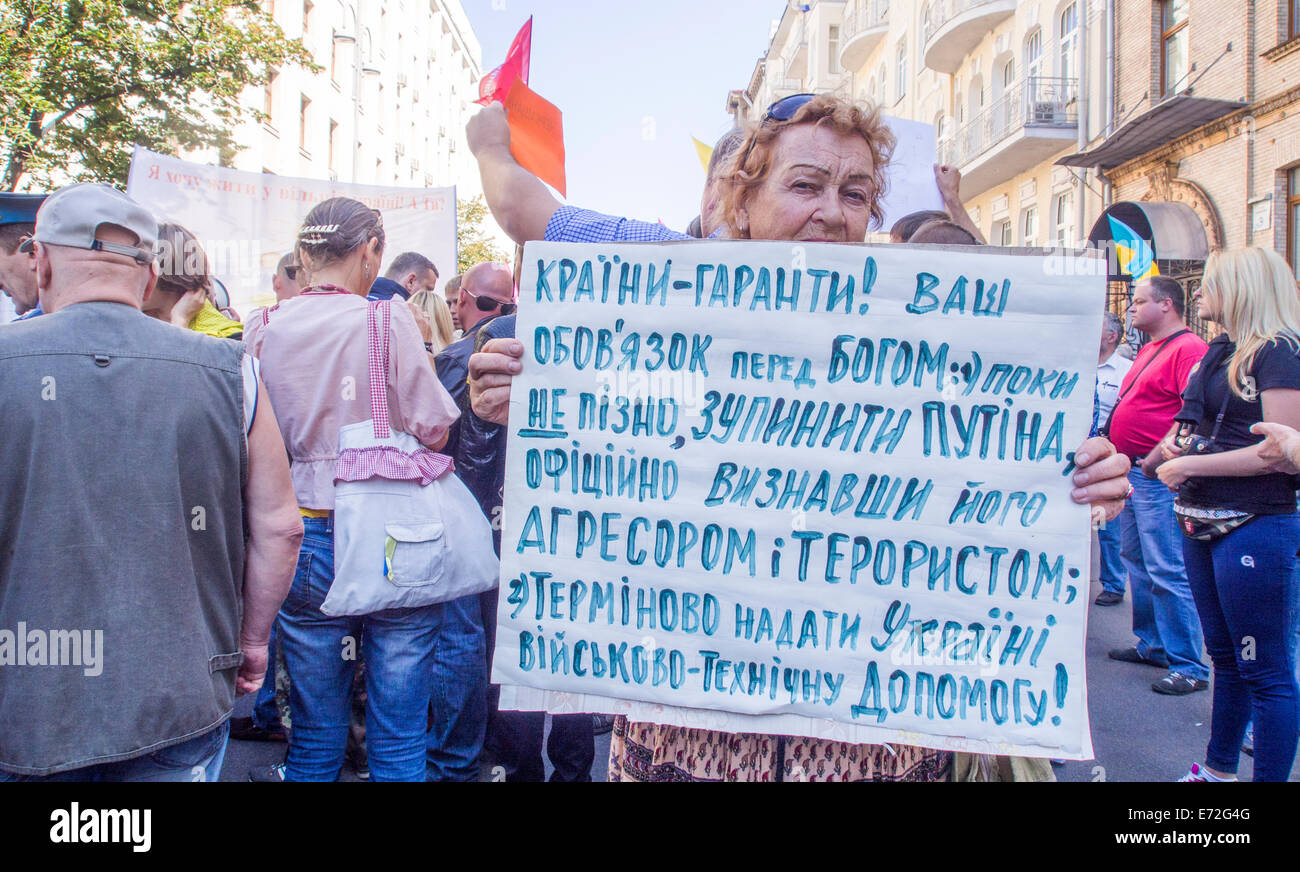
[126,147,456,316]
[879,116,946,228]
[495,240,1105,759]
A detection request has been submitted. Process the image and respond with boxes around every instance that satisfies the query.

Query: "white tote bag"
[323,300,498,616]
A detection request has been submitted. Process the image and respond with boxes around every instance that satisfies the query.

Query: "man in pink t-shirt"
[1106,276,1210,695]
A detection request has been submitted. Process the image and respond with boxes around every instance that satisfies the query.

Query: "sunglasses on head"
[737,93,817,171]
[463,284,516,316]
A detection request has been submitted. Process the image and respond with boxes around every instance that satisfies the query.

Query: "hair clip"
[298,223,340,238]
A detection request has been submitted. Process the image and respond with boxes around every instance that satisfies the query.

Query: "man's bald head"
[456,261,515,333]
[36,224,156,312]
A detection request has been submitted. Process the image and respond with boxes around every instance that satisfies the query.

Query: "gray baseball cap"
[18,183,156,264]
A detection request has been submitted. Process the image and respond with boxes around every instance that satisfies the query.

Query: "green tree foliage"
[457,194,508,275]
[0,0,316,190]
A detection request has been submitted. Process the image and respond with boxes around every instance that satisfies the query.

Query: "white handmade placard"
[495,240,1106,759]
[126,147,456,316]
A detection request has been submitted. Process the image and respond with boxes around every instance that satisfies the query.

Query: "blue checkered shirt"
[544,206,692,243]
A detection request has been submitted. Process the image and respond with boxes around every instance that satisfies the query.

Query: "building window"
[1288,167,1300,280]
[1291,0,1299,39]
[896,40,908,102]
[328,120,338,172]
[302,0,312,38]
[299,95,310,151]
[1022,206,1039,245]
[1024,28,1043,80]
[995,219,1013,246]
[1003,58,1015,88]
[329,36,338,84]
[1059,3,1078,81]
[868,77,878,104]
[828,25,840,75]
[1162,0,1189,96]
[1054,192,1074,245]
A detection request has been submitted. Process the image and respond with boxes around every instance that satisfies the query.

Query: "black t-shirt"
[1175,334,1300,513]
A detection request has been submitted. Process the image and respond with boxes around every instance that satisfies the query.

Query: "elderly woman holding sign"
[465,94,1132,782]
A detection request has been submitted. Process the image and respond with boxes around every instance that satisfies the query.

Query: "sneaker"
[1178,762,1236,782]
[1093,591,1124,606]
[1108,646,1169,668]
[1152,672,1209,695]
[1241,724,1254,758]
[248,761,286,782]
[229,716,287,743]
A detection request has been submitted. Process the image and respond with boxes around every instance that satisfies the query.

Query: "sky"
[461,0,785,233]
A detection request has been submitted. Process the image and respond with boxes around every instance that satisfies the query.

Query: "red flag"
[475,16,532,107]
[503,77,565,196]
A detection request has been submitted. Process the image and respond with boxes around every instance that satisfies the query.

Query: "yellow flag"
[692,136,713,173]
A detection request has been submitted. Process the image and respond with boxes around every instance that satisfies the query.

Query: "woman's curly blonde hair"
[717,94,896,238]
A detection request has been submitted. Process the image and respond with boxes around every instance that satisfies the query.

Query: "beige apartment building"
[731,0,1111,250]
[221,0,485,193]
[733,1,1300,332]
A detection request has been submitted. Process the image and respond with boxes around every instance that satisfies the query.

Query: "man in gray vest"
[0,184,304,780]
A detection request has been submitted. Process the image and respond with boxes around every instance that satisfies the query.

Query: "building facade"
[219,0,485,195]
[732,0,1111,250]
[1072,1,1299,276]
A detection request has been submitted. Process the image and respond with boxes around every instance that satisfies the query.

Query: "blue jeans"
[425,593,488,781]
[1097,515,1125,595]
[251,619,282,730]
[1118,469,1208,679]
[1184,514,1300,781]
[0,722,229,782]
[278,516,441,782]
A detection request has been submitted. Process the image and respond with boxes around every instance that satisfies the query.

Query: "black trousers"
[480,587,595,781]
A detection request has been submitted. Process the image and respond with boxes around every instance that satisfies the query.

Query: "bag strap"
[366,299,392,439]
[1102,328,1191,435]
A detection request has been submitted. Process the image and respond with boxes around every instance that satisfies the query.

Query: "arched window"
[1024,28,1043,81]
[1003,58,1015,89]
[1058,3,1079,82]
[868,76,878,104]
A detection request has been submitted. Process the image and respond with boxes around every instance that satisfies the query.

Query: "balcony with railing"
[761,55,806,105]
[840,0,889,71]
[938,77,1079,198]
[923,0,1017,74]
[780,17,809,82]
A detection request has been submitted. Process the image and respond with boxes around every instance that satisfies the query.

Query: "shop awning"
[1088,201,1210,282]
[1056,95,1245,170]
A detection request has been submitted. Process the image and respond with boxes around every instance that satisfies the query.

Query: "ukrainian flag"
[1108,214,1159,281]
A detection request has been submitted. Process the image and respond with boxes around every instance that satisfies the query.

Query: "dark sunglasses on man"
[462,284,516,316]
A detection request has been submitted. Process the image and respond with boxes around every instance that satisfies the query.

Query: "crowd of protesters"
[0,90,1296,782]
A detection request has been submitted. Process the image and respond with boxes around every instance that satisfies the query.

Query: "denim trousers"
[278,516,441,782]
[0,722,229,782]
[1097,515,1126,595]
[1183,513,1300,781]
[1118,469,1209,679]
[425,592,488,781]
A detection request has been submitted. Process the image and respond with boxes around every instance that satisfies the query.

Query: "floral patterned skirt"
[608,717,952,782]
